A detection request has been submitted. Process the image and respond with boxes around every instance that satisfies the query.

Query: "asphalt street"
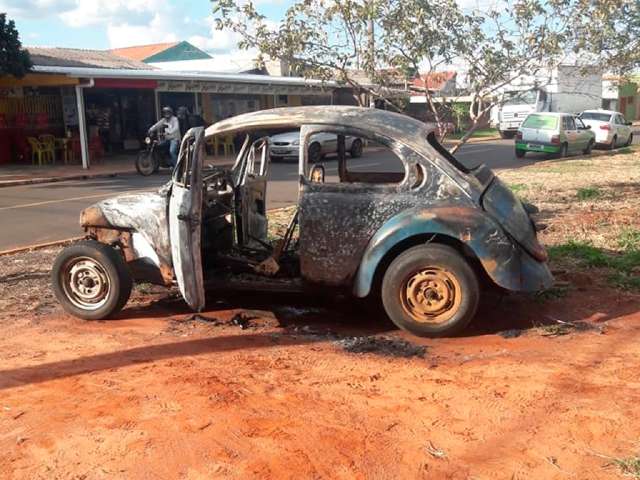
[0,138,606,251]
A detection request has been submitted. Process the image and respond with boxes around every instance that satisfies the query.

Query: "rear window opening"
[426,131,470,173]
[522,114,558,130]
[580,112,612,122]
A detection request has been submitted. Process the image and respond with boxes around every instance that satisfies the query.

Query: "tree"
[0,13,31,78]
[211,0,631,152]
[567,0,640,76]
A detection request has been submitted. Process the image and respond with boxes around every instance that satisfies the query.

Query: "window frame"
[298,123,420,193]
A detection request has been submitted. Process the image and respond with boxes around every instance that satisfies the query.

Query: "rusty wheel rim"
[400,267,462,324]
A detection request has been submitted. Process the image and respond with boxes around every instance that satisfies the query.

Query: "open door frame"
[169,127,206,311]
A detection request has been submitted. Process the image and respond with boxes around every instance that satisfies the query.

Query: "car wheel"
[515,148,526,158]
[559,143,568,158]
[381,244,480,337]
[626,133,633,147]
[583,139,594,155]
[499,130,514,139]
[51,240,133,320]
[308,142,322,163]
[610,135,617,150]
[349,139,363,158]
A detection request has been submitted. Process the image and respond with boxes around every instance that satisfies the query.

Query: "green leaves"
[0,14,32,78]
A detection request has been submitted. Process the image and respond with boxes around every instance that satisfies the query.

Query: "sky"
[0,0,293,56]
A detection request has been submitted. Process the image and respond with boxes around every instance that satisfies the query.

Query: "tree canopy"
[0,13,32,78]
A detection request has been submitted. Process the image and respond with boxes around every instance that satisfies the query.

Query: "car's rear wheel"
[350,139,363,158]
[610,135,617,150]
[515,148,526,158]
[51,240,132,320]
[559,143,568,158]
[583,139,594,154]
[381,244,480,337]
[308,142,322,163]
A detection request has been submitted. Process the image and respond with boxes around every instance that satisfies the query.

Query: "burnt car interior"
[196,126,413,286]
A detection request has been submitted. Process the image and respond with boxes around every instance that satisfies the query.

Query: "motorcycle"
[135,131,173,176]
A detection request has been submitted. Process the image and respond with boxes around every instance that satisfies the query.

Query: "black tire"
[381,244,480,337]
[559,143,568,158]
[499,130,515,139]
[349,139,363,158]
[626,133,633,147]
[308,142,322,163]
[51,240,133,320]
[583,139,594,155]
[610,136,617,150]
[515,148,526,158]
[135,150,157,176]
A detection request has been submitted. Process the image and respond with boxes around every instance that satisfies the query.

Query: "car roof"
[204,106,435,142]
[526,112,572,118]
[582,109,617,115]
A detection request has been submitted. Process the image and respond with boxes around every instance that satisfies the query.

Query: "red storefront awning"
[93,78,158,89]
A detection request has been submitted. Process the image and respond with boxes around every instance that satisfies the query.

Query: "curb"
[0,170,136,189]
[450,135,502,145]
[0,236,83,257]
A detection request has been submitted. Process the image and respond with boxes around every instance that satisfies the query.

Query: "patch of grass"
[609,456,640,479]
[508,183,527,193]
[535,284,570,303]
[576,187,601,200]
[548,241,609,268]
[448,128,498,140]
[549,241,640,290]
[618,228,640,251]
[618,147,633,154]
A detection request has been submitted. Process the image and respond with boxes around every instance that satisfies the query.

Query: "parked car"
[515,112,595,158]
[579,109,633,149]
[269,130,363,162]
[51,106,553,338]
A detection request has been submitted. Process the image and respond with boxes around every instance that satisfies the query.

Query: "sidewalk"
[0,153,236,188]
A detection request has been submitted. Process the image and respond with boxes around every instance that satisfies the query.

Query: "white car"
[269,130,364,162]
[579,110,634,149]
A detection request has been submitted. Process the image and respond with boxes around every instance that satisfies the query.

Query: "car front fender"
[352,206,553,297]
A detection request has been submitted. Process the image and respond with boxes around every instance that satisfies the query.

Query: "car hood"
[270,131,300,143]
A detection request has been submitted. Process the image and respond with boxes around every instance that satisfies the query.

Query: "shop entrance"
[84,87,156,153]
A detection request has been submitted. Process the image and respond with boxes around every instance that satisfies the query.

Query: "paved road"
[0,138,615,251]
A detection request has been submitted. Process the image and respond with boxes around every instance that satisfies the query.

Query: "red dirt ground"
[1,280,640,479]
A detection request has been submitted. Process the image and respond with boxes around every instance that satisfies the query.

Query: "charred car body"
[51,106,553,337]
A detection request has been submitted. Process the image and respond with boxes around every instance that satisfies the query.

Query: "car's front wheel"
[515,148,526,158]
[51,240,132,320]
[559,143,568,158]
[135,150,157,176]
[381,244,479,337]
[610,135,618,150]
[583,139,594,154]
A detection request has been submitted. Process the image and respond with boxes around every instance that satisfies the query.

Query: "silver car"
[579,109,633,149]
[515,112,595,158]
[269,130,364,162]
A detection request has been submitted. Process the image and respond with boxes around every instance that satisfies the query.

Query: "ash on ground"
[335,336,427,358]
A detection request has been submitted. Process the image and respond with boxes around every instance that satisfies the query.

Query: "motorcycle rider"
[148,106,180,167]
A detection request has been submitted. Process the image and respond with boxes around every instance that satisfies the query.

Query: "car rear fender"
[352,206,553,297]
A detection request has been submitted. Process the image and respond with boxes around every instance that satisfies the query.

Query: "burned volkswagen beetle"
[51,106,553,337]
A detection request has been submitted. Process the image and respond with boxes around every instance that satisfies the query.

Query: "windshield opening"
[503,90,538,106]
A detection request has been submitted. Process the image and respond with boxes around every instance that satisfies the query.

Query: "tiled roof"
[27,47,154,70]
[412,71,457,91]
[110,43,179,62]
